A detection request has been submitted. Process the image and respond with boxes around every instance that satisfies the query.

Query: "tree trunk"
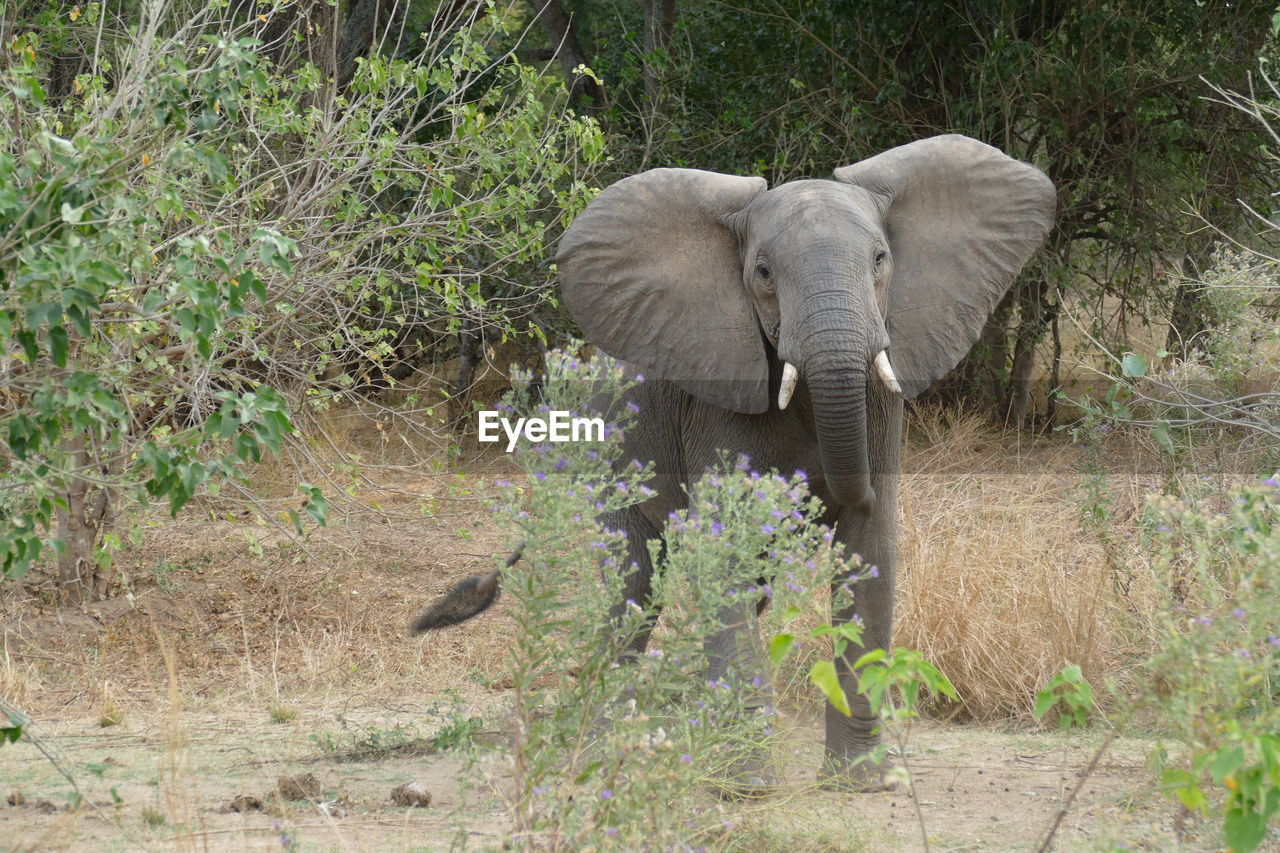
[55,434,113,604]
[643,0,676,108]
[338,0,409,88]
[1165,249,1214,361]
[1005,275,1055,427]
[976,288,1014,408]
[525,0,603,113]
[452,318,481,431]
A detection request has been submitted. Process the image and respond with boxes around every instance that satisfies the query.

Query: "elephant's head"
[556,135,1056,511]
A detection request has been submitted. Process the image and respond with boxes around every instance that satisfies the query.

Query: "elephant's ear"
[556,168,769,414]
[834,135,1056,398]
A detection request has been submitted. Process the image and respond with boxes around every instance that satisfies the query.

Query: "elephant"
[415,134,1055,793]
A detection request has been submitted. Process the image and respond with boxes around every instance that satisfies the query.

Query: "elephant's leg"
[602,507,665,657]
[703,582,777,797]
[821,385,902,792]
[704,592,772,706]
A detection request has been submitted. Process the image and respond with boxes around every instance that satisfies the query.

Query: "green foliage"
[494,348,871,848]
[310,721,426,762]
[0,32,305,586]
[1139,479,1280,851]
[0,2,602,598]
[1034,664,1096,731]
[1,704,27,746]
[855,647,958,725]
[1078,248,1280,469]
[770,611,866,716]
[571,0,1275,408]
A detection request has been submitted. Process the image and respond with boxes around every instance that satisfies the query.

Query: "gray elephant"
[415,134,1055,792]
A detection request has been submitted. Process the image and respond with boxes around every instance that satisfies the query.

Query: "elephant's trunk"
[805,353,875,514]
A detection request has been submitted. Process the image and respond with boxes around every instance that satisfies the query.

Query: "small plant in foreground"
[1034,664,1096,731]
[486,349,939,851]
[1139,477,1280,852]
[268,704,299,725]
[0,704,25,746]
[309,721,425,762]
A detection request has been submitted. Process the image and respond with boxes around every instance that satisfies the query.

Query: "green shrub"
[483,349,953,850]
[0,4,601,600]
[1142,478,1280,852]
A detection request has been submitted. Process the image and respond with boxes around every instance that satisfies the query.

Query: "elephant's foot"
[818,753,899,794]
[711,748,778,800]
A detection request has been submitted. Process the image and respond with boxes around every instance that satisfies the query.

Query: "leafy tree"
[558,0,1277,421]
[0,2,601,601]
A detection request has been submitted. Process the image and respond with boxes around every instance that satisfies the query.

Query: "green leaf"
[768,633,796,666]
[47,325,68,367]
[809,660,851,716]
[300,484,328,527]
[1121,352,1147,378]
[1224,807,1267,853]
[1211,747,1245,785]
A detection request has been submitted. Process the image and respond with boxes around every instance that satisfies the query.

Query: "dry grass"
[896,407,1138,721]
[0,399,1216,730]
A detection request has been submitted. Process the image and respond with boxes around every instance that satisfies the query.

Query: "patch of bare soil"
[0,704,1254,852]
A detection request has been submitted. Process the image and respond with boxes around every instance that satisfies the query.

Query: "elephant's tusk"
[874,350,903,396]
[778,362,799,410]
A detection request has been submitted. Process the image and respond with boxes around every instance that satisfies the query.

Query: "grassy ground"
[0,403,1272,851]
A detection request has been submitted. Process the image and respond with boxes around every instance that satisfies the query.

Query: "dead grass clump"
[897,407,1122,721]
[0,645,40,706]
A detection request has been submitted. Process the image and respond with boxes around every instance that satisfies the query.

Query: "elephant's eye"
[755,263,771,280]
[874,248,887,270]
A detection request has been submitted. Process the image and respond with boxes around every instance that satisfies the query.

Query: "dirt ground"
[0,701,1235,851]
[0,418,1273,852]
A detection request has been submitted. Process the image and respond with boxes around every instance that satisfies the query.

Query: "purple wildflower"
[627,401,640,414]
[601,789,613,800]
[534,471,547,482]
[761,524,776,534]
[496,478,510,487]
[681,753,692,763]
[554,458,568,471]
[1232,608,1246,620]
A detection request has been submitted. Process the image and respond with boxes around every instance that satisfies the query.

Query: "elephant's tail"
[410,545,523,633]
